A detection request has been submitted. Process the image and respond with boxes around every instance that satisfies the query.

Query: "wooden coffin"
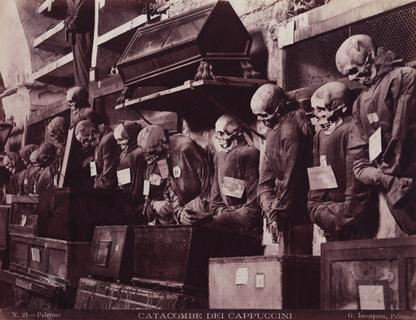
[88,225,134,283]
[209,255,320,309]
[75,277,200,310]
[117,1,252,87]
[8,195,39,236]
[36,188,129,241]
[9,233,90,286]
[0,269,77,309]
[321,236,416,310]
[132,225,260,293]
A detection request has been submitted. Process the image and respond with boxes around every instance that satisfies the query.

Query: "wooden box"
[9,233,90,286]
[117,1,252,87]
[8,195,39,236]
[36,188,129,241]
[132,225,260,293]
[88,225,134,283]
[0,205,10,270]
[74,277,200,310]
[321,236,416,310]
[209,255,320,309]
[0,269,77,309]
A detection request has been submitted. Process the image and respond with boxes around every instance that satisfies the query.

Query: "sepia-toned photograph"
[0,0,415,319]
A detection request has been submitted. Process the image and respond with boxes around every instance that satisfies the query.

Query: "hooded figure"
[75,120,121,189]
[32,142,57,193]
[251,84,314,254]
[336,35,416,234]
[114,121,146,221]
[210,115,262,241]
[136,125,210,225]
[307,82,378,241]
[65,0,94,88]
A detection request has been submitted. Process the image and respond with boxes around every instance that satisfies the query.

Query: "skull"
[214,115,242,152]
[250,84,286,128]
[310,81,349,130]
[47,116,67,144]
[293,0,325,15]
[35,143,57,167]
[30,149,39,167]
[66,86,89,111]
[19,144,39,167]
[74,120,100,150]
[114,123,130,152]
[336,34,377,86]
[136,125,168,164]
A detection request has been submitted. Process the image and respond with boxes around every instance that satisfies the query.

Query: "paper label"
[31,247,41,263]
[143,180,150,196]
[173,166,181,178]
[320,155,327,167]
[221,177,246,199]
[367,112,379,124]
[20,215,27,227]
[369,127,382,162]
[235,267,248,285]
[99,0,105,9]
[157,160,169,179]
[255,273,265,288]
[358,285,385,310]
[90,161,97,177]
[149,174,161,186]
[117,168,131,186]
[307,166,338,191]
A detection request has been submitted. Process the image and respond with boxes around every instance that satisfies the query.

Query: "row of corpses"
[4,34,416,252]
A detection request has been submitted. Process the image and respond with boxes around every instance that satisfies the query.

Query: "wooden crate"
[0,269,76,309]
[321,236,416,310]
[36,188,129,241]
[88,225,134,283]
[75,277,201,310]
[9,233,90,286]
[132,226,260,294]
[209,255,320,309]
[8,195,39,236]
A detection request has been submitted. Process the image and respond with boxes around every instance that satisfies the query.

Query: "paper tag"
[307,166,338,191]
[20,215,27,227]
[369,127,382,162]
[235,267,248,285]
[90,161,97,177]
[31,247,41,263]
[358,285,385,310]
[367,112,379,124]
[157,160,169,179]
[99,0,105,9]
[117,168,131,186]
[143,180,150,196]
[221,177,246,199]
[320,155,327,167]
[173,166,181,178]
[149,174,161,186]
[255,274,265,288]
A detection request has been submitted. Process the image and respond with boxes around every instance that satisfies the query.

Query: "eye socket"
[256,113,269,119]
[346,67,359,76]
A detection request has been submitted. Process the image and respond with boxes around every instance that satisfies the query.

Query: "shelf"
[31,52,74,86]
[33,21,69,53]
[37,0,68,20]
[279,0,416,47]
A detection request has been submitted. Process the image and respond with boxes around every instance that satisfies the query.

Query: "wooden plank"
[26,102,69,126]
[292,0,416,44]
[32,52,73,81]
[33,21,65,48]
[58,128,74,188]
